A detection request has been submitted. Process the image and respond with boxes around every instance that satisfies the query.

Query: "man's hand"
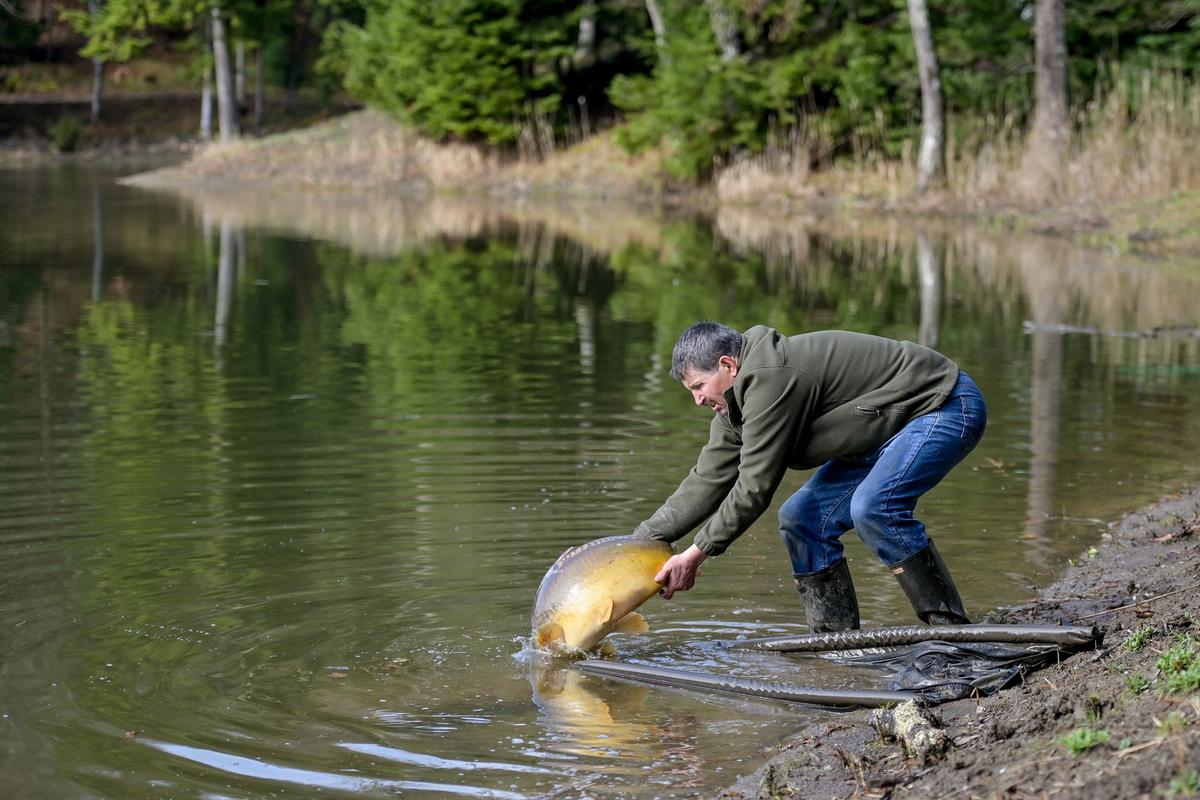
[655,545,708,599]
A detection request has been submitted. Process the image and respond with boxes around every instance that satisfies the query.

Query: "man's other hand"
[655,545,708,599]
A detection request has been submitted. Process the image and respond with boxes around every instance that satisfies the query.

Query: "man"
[633,322,987,631]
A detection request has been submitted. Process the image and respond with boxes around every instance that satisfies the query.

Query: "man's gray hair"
[670,322,744,380]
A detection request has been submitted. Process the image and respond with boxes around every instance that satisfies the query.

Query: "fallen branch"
[1114,736,1166,759]
[1074,582,1200,621]
[869,700,949,764]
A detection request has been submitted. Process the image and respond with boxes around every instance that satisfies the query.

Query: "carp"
[531,535,674,655]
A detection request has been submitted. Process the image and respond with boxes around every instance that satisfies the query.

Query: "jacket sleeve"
[692,368,818,556]
[631,415,742,544]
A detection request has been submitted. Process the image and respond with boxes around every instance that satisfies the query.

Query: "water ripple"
[143,739,530,799]
[337,742,554,774]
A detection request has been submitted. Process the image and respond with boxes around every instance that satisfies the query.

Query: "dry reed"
[717,64,1200,212]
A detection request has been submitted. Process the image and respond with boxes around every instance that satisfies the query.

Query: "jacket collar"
[722,385,743,426]
[720,331,755,427]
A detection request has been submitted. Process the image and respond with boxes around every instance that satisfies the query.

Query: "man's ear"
[719,355,739,377]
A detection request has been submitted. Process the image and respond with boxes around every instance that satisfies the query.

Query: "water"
[2,162,1199,799]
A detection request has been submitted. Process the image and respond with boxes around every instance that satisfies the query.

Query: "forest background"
[4,0,1200,236]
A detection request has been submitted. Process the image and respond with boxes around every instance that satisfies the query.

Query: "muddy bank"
[115,109,1200,258]
[719,487,1200,800]
[120,109,688,209]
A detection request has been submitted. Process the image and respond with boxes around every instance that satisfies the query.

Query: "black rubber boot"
[889,540,971,625]
[793,558,860,632]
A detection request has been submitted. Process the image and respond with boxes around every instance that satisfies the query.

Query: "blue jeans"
[780,372,987,574]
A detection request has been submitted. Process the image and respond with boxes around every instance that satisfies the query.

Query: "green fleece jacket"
[633,326,960,556]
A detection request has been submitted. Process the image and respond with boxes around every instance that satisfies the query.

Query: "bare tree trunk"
[705,0,740,61]
[211,7,240,141]
[90,58,105,123]
[574,3,596,68]
[705,0,741,158]
[88,0,105,123]
[1033,0,1068,156]
[254,44,265,136]
[906,0,946,192]
[200,20,213,140]
[643,0,667,55]
[235,40,246,105]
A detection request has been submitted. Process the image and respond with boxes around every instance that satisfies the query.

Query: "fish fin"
[596,597,614,625]
[535,622,564,649]
[611,612,649,635]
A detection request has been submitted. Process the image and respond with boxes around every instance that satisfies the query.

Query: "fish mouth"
[531,638,589,660]
[533,639,612,661]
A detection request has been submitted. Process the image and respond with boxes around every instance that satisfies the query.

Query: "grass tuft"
[1057,727,1110,755]
[1170,768,1200,797]
[1156,634,1198,692]
[1155,711,1189,736]
[1124,673,1151,695]
[1125,625,1155,652]
[1160,636,1195,664]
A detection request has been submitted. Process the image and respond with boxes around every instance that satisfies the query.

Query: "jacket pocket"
[854,405,881,417]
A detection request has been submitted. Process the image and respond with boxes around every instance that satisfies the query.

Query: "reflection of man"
[634,322,986,631]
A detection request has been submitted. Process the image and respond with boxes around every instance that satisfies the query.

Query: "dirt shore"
[718,487,1200,800]
[107,109,1200,258]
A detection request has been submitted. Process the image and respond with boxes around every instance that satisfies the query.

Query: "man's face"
[681,356,738,416]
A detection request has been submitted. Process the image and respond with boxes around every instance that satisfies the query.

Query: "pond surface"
[2,163,1199,799]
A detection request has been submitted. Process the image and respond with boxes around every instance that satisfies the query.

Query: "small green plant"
[1125,624,1155,652]
[1086,545,1099,558]
[1156,711,1188,736]
[1057,727,1110,755]
[1116,737,1132,750]
[48,116,82,153]
[1124,673,1151,694]
[1156,634,1199,693]
[1166,664,1200,693]
[1169,768,1200,796]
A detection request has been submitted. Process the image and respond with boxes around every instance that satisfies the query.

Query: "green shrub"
[329,0,574,145]
[1156,634,1199,693]
[1165,664,1200,693]
[1124,673,1151,694]
[1124,625,1155,652]
[1057,727,1110,755]
[48,116,83,153]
